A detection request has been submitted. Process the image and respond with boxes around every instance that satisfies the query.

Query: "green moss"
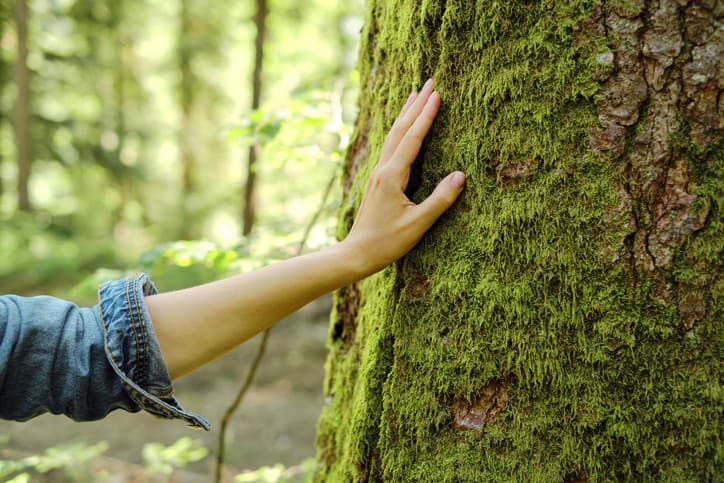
[316,1,722,481]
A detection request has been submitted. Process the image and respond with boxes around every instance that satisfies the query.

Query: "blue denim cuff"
[98,273,211,430]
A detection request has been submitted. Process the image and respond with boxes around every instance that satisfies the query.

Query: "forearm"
[147,242,364,378]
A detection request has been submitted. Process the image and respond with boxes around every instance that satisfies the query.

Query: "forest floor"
[0,294,333,482]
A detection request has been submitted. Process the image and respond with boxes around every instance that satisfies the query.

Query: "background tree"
[0,1,9,203]
[178,0,195,239]
[1,0,366,478]
[241,0,268,235]
[13,0,31,212]
[316,0,722,480]
[175,0,229,239]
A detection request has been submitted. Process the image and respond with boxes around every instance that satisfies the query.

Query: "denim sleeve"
[0,273,210,430]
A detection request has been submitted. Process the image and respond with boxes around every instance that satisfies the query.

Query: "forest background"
[0,0,364,481]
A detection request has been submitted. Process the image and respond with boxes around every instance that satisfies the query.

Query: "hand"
[342,78,466,276]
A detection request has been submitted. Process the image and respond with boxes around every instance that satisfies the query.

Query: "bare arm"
[147,79,466,378]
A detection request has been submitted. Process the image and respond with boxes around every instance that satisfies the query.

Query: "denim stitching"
[104,315,209,428]
[132,275,149,387]
[124,278,144,386]
[98,280,210,430]
[134,275,173,398]
[119,378,205,427]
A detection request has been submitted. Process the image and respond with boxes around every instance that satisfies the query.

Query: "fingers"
[379,78,435,163]
[400,92,417,117]
[414,171,465,227]
[399,78,434,128]
[389,91,440,170]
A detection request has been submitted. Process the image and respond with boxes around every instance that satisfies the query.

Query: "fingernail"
[449,171,466,189]
[423,78,433,90]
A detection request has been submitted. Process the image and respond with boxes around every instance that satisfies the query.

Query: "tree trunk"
[13,0,31,212]
[0,2,8,203]
[178,0,197,239]
[316,1,721,481]
[112,25,131,233]
[241,0,267,236]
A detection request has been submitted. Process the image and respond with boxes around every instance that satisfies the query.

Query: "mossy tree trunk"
[316,1,721,481]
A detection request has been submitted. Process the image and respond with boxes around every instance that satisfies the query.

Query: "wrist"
[333,238,376,284]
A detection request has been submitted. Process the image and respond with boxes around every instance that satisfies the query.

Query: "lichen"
[315,1,722,481]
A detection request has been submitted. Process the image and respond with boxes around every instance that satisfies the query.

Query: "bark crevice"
[332,283,361,350]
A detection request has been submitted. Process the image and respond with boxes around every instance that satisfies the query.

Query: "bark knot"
[678,285,707,330]
[494,159,538,187]
[452,378,509,431]
[409,272,430,298]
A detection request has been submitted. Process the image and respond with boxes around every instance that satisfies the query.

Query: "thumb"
[415,171,465,226]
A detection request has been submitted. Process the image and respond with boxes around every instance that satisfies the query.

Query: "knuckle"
[435,187,456,205]
[370,167,390,187]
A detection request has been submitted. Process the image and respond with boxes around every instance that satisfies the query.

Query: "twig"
[214,168,338,483]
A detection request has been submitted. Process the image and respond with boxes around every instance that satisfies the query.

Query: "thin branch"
[242,0,268,235]
[214,327,271,483]
[214,167,338,483]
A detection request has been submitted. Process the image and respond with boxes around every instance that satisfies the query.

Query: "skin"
[147,79,466,378]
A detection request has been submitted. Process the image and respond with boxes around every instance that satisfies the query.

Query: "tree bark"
[241,0,267,236]
[316,1,722,481]
[13,0,31,212]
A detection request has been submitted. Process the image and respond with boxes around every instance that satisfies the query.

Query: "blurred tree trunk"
[110,3,130,233]
[0,2,8,203]
[316,1,721,481]
[13,0,31,212]
[241,0,267,235]
[178,0,196,239]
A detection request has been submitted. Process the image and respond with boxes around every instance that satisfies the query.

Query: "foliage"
[0,432,315,483]
[0,439,108,482]
[228,87,349,155]
[1,0,361,280]
[137,241,239,291]
[142,437,208,477]
[235,458,316,483]
[0,212,119,294]
[70,220,339,299]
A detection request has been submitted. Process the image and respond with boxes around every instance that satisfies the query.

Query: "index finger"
[379,79,435,164]
[389,91,440,172]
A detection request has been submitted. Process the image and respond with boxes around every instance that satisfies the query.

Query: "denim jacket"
[0,274,210,430]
